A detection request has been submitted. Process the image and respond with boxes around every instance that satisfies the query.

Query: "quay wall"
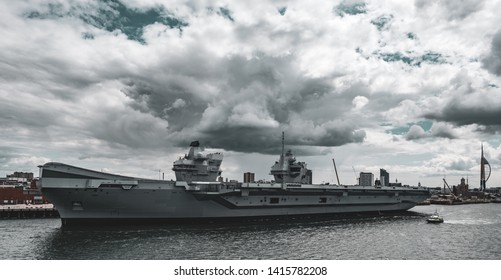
[0,205,59,219]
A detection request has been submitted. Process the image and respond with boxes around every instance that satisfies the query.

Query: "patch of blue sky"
[82,0,187,43]
[278,7,287,16]
[387,120,433,135]
[377,51,447,67]
[486,139,501,148]
[406,32,416,40]
[26,0,187,44]
[81,31,95,40]
[370,14,393,31]
[217,7,234,22]
[334,1,367,17]
[25,2,67,19]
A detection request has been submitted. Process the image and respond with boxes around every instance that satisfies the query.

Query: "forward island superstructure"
[39,138,431,225]
[172,141,223,182]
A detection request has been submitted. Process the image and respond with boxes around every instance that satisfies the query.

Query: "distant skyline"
[1,0,501,188]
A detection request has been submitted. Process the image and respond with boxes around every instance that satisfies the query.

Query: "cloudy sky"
[1,0,501,188]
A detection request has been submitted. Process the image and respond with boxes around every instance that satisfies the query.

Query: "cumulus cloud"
[425,153,477,173]
[227,102,280,129]
[405,125,427,140]
[430,122,457,139]
[352,96,369,110]
[404,122,457,141]
[383,100,423,125]
[172,99,187,109]
[415,0,484,20]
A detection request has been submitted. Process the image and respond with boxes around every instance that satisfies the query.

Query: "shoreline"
[418,198,501,205]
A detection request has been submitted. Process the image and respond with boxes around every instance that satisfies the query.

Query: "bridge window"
[319,197,327,203]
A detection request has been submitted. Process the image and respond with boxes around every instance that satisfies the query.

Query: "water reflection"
[33,212,427,260]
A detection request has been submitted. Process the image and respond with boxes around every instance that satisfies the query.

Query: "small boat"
[427,210,444,223]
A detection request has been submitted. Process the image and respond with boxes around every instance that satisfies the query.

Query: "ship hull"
[40,162,431,226]
[57,209,416,226]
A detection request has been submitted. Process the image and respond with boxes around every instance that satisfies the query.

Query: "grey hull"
[40,162,430,225]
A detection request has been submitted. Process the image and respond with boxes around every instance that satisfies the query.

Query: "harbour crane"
[332,158,341,186]
[442,178,462,203]
[352,166,359,185]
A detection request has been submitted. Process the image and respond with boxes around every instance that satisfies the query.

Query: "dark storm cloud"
[483,29,501,76]
[196,127,282,154]
[87,108,170,149]
[121,79,208,132]
[130,53,368,154]
[422,67,501,133]
[4,1,369,155]
[222,54,334,120]
[197,125,365,155]
[424,98,501,127]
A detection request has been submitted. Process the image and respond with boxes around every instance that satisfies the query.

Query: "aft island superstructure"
[39,140,431,225]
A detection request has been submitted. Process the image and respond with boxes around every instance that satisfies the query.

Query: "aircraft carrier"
[39,140,431,226]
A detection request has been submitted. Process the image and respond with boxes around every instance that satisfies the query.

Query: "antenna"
[280,131,286,189]
[281,131,285,163]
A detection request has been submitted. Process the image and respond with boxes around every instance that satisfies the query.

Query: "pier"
[418,196,501,206]
[0,204,59,219]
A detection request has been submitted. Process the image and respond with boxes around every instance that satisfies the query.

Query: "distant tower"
[480,143,491,192]
[243,172,255,183]
[359,172,374,186]
[380,169,389,186]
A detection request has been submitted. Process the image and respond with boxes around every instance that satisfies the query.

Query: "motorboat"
[427,210,444,223]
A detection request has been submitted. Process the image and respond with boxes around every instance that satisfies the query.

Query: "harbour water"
[0,203,500,260]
